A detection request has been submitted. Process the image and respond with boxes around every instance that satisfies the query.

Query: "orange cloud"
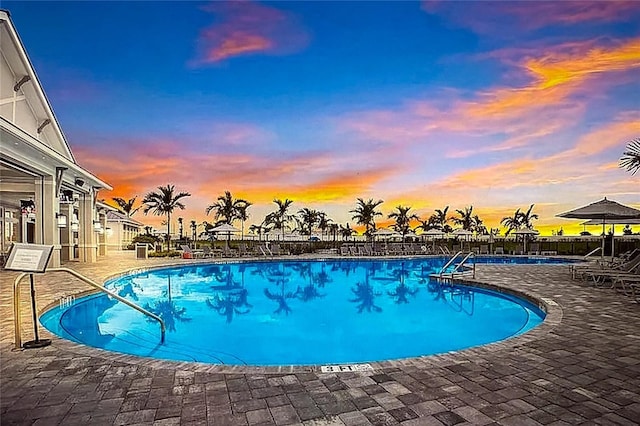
[526,39,640,90]
[195,1,308,64]
[205,32,272,62]
[340,37,638,163]
[74,135,401,229]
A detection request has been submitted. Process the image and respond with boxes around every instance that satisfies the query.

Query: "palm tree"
[388,205,419,240]
[452,206,474,231]
[236,201,252,239]
[472,215,487,235]
[112,196,140,217]
[339,223,355,240]
[327,223,339,242]
[177,217,183,240]
[205,191,250,226]
[266,198,294,240]
[298,208,319,236]
[142,184,191,250]
[501,208,522,236]
[429,206,450,232]
[350,198,384,239]
[317,211,332,240]
[519,204,539,229]
[249,221,270,241]
[620,138,640,175]
[501,205,538,235]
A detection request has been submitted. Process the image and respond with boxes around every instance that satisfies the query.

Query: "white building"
[0,10,112,266]
[105,209,143,251]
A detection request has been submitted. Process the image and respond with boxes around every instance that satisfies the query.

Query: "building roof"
[106,210,144,226]
[0,9,111,191]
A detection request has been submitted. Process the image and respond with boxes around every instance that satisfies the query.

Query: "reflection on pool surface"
[42,258,549,366]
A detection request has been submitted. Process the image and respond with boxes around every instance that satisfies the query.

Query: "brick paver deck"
[1,252,639,425]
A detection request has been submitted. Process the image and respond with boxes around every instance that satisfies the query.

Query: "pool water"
[41,258,548,366]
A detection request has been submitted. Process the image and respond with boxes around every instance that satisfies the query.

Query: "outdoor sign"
[4,243,54,273]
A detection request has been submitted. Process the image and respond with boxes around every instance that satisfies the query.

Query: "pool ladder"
[430,251,476,283]
[13,267,166,350]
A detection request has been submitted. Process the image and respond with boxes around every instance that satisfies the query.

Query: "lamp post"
[178,217,183,241]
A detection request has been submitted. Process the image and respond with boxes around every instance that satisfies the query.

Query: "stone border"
[37,258,563,375]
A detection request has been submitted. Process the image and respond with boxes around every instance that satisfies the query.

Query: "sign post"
[4,243,55,349]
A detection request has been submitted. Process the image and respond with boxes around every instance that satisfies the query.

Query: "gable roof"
[106,210,145,227]
[0,10,75,161]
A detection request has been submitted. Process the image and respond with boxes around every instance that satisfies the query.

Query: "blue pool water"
[41,257,553,366]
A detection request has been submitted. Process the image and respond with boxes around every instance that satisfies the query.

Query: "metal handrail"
[13,267,165,349]
[437,251,463,276]
[584,247,602,260]
[451,252,476,278]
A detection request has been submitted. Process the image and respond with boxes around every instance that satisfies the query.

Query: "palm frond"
[620,138,640,176]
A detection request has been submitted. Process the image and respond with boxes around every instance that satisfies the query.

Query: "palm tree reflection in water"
[387,263,419,304]
[263,264,299,315]
[206,265,252,323]
[350,269,382,313]
[143,272,191,332]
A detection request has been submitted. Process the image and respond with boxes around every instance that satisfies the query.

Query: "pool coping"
[36,257,564,375]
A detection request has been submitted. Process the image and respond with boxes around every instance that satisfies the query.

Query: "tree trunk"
[167,213,171,251]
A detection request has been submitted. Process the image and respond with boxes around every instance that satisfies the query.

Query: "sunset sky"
[7,1,640,235]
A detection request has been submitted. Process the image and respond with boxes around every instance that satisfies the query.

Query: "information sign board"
[4,243,54,273]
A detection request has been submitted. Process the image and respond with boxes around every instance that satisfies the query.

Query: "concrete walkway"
[1,252,639,425]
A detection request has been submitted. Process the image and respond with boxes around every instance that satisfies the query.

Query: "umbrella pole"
[612,224,615,260]
[601,221,605,261]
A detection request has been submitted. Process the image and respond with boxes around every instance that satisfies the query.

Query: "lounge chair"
[201,246,217,258]
[180,245,204,259]
[582,255,640,286]
[479,245,489,255]
[257,244,272,256]
[494,247,504,255]
[572,250,640,279]
[611,272,640,296]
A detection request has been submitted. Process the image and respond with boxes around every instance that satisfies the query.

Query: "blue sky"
[6,1,640,234]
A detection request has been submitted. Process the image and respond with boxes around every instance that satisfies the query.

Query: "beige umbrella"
[209,223,241,241]
[557,197,640,259]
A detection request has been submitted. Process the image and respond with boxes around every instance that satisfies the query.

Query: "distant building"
[105,209,143,250]
[0,10,111,266]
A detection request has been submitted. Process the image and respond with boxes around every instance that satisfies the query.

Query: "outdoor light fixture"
[13,75,31,92]
[56,213,67,228]
[71,214,79,232]
[37,118,51,134]
[74,177,85,187]
[93,220,102,231]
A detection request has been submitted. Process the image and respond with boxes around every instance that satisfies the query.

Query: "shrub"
[149,250,181,258]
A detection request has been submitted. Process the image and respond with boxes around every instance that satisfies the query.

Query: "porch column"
[77,192,97,262]
[34,175,60,267]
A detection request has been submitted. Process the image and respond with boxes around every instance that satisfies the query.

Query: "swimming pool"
[41,257,553,366]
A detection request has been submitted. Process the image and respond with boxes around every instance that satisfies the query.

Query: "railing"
[431,251,476,282]
[13,267,166,350]
[450,251,476,278]
[584,246,602,260]
[436,251,463,277]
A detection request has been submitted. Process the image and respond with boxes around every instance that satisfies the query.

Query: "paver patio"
[1,252,639,425]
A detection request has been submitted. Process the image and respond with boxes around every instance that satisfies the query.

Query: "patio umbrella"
[557,197,640,259]
[209,223,241,241]
[513,228,539,254]
[373,228,395,240]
